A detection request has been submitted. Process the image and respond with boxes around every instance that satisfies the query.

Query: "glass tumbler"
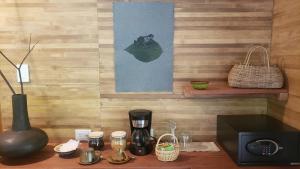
[88,131,104,151]
[110,131,127,161]
[110,131,127,153]
[179,132,192,151]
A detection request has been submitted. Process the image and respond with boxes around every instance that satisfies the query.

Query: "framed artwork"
[113,2,174,92]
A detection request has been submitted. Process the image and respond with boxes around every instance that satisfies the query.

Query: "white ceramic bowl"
[54,144,77,157]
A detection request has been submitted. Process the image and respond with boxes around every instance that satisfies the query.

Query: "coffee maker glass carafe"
[129,109,153,156]
[131,128,151,147]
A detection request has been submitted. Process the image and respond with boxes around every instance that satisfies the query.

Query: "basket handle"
[155,133,179,150]
[243,47,257,65]
[243,46,270,70]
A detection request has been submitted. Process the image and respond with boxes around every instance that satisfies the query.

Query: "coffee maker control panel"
[132,120,149,128]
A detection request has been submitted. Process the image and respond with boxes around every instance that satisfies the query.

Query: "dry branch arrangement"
[0,35,39,94]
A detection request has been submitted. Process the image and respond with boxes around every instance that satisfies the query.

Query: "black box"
[217,115,300,165]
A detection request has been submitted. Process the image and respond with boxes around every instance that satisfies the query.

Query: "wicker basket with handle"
[228,46,284,88]
[155,133,180,162]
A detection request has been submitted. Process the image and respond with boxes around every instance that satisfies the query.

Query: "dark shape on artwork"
[124,34,163,63]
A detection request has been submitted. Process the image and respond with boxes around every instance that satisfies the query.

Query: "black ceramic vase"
[0,94,48,158]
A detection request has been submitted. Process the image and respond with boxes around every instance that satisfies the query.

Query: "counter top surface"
[1,143,300,169]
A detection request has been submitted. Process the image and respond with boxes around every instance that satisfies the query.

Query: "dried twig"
[20,40,38,66]
[0,70,16,94]
[0,35,38,94]
[17,66,24,94]
[28,34,31,51]
[18,36,38,94]
[0,50,18,69]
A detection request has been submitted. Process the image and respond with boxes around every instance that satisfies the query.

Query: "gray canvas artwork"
[113,2,174,92]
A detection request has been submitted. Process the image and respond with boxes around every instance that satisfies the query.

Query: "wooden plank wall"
[99,0,272,140]
[0,0,272,142]
[0,104,2,132]
[0,0,100,142]
[268,0,300,128]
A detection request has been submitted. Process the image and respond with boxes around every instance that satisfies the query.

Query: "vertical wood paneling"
[268,0,300,129]
[0,0,273,141]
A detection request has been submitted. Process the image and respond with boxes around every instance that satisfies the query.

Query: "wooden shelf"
[183,83,289,101]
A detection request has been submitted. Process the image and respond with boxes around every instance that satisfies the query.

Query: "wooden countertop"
[1,143,300,169]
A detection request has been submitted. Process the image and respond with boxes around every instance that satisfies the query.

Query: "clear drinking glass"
[179,132,192,151]
[110,131,126,151]
[110,131,127,161]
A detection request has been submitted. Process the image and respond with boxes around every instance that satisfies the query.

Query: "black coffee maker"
[129,109,153,156]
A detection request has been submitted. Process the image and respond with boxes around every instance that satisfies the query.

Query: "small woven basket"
[155,133,180,162]
[228,46,284,88]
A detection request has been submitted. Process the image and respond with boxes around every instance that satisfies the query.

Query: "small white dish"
[54,144,77,157]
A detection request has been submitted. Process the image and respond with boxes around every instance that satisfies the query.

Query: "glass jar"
[88,131,104,150]
[110,131,127,153]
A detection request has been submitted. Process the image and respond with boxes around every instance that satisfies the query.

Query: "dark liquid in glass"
[88,137,104,150]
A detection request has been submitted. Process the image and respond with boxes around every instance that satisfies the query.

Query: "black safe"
[217,115,300,166]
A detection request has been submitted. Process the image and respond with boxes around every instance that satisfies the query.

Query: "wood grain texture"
[0,104,2,132]
[0,0,100,142]
[268,0,300,129]
[100,97,267,141]
[0,0,273,142]
[99,0,272,141]
[183,82,288,100]
[1,143,300,169]
[99,0,273,96]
